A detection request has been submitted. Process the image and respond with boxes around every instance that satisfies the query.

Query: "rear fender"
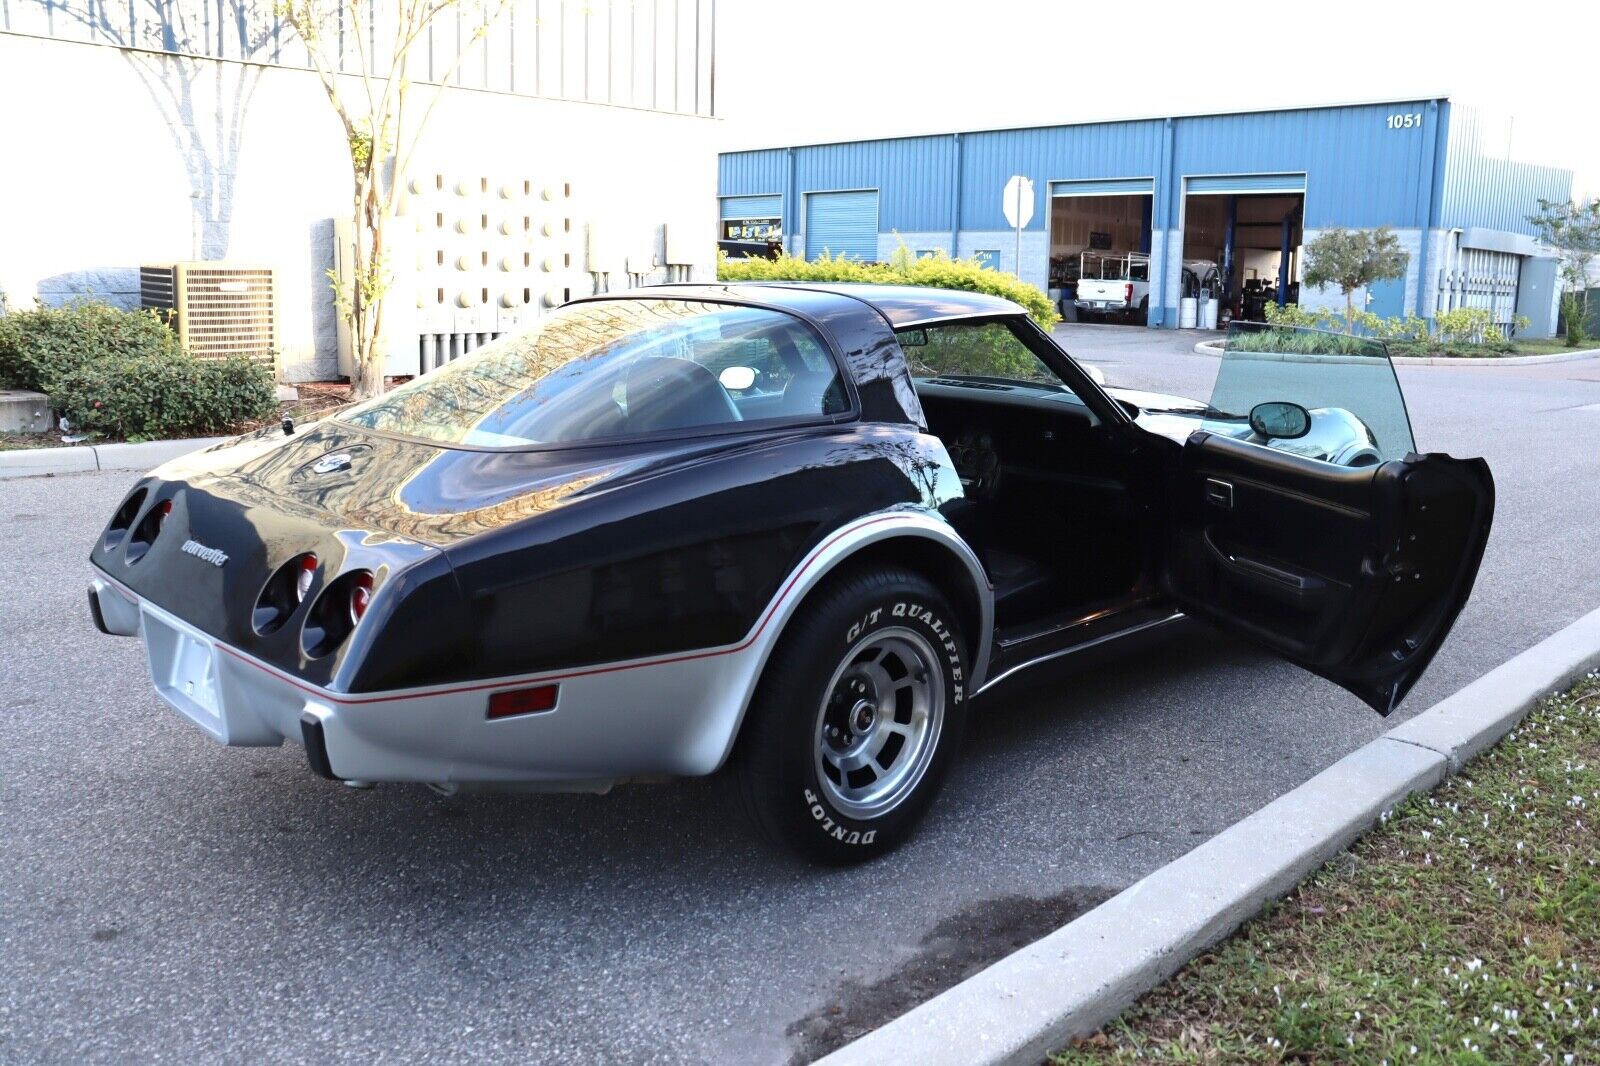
[711,510,993,769]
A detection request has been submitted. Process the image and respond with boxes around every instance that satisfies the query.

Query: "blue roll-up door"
[1185,173,1306,195]
[721,194,782,220]
[806,190,878,261]
[1050,178,1154,197]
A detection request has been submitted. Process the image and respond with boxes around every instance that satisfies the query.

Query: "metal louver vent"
[140,263,278,368]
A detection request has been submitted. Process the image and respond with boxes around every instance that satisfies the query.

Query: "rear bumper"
[88,572,763,788]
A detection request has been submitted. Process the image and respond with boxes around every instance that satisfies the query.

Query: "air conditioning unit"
[140,263,278,370]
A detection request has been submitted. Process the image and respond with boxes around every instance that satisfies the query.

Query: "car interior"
[902,321,1155,642]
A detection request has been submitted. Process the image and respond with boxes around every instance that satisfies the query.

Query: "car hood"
[1100,386,1207,444]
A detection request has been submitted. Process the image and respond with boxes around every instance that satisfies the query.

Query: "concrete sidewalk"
[0,437,225,480]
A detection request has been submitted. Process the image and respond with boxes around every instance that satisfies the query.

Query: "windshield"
[337,299,847,449]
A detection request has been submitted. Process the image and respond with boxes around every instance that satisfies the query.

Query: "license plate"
[172,632,221,718]
[146,614,226,734]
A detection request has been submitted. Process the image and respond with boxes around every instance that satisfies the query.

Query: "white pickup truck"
[1073,252,1220,325]
[1075,251,1152,323]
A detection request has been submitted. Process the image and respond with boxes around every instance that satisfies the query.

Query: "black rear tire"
[732,566,970,865]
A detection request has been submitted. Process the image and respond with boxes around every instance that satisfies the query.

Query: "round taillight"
[254,553,319,636]
[125,498,174,564]
[349,573,374,624]
[296,554,318,602]
[103,488,148,551]
[302,569,375,658]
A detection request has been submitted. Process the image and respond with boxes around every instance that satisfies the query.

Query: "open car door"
[1163,325,1494,715]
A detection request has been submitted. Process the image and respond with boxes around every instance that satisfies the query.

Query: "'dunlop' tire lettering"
[802,788,875,845]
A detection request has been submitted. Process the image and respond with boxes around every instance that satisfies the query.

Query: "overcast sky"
[716,0,1597,199]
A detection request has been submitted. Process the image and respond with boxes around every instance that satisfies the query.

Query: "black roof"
[583,282,1027,327]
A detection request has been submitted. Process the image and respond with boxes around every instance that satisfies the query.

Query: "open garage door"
[1050,179,1155,326]
[1183,174,1306,328]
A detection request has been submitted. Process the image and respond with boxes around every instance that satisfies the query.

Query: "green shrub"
[55,354,278,441]
[1224,327,1381,357]
[1560,292,1589,348]
[1433,306,1495,345]
[1263,303,1346,331]
[0,301,182,394]
[717,243,1060,328]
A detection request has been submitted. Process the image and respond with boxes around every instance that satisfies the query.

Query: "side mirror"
[1249,401,1311,440]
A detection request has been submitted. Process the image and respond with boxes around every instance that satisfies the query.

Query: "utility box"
[140,263,279,369]
[0,390,51,434]
[1514,256,1560,339]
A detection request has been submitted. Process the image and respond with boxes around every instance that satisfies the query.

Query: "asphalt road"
[4,327,1599,1064]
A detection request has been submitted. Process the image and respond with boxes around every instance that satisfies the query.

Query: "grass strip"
[1055,676,1600,1064]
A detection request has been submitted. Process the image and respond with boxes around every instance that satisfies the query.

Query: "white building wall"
[0,33,718,381]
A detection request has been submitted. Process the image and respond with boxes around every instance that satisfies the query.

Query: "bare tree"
[276,0,511,398]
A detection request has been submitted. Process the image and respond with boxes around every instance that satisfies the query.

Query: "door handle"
[1204,478,1234,509]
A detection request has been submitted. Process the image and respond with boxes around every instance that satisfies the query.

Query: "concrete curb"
[817,605,1600,1066]
[0,436,227,480]
[1191,339,1600,366]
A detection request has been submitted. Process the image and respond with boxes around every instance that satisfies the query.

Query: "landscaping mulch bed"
[1054,677,1600,1064]
[0,380,375,449]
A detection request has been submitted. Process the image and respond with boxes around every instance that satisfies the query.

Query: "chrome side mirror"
[1248,401,1311,440]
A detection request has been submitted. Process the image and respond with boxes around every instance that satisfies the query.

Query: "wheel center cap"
[849,699,877,735]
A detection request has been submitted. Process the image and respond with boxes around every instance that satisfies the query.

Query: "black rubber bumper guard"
[299,712,341,781]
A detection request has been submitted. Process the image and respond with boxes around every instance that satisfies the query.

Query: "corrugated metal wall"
[718,99,1577,325]
[718,150,788,200]
[794,136,958,233]
[720,102,1480,236]
[2,0,717,116]
[1440,104,1574,233]
[959,121,1165,229]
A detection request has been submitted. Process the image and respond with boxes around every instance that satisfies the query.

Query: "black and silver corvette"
[88,285,1493,863]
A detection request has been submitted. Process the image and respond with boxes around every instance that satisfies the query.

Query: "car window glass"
[898,321,1080,396]
[1206,323,1416,467]
[337,299,848,449]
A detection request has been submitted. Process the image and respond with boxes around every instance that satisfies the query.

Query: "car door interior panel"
[1168,431,1493,714]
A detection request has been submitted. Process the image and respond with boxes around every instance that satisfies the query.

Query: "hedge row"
[0,301,278,441]
[717,245,1060,328]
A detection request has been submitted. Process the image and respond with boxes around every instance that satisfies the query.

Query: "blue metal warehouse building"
[718,98,1574,333]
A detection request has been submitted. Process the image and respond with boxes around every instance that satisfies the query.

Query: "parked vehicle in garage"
[88,286,1493,864]
[1075,251,1151,323]
[1075,252,1220,325]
